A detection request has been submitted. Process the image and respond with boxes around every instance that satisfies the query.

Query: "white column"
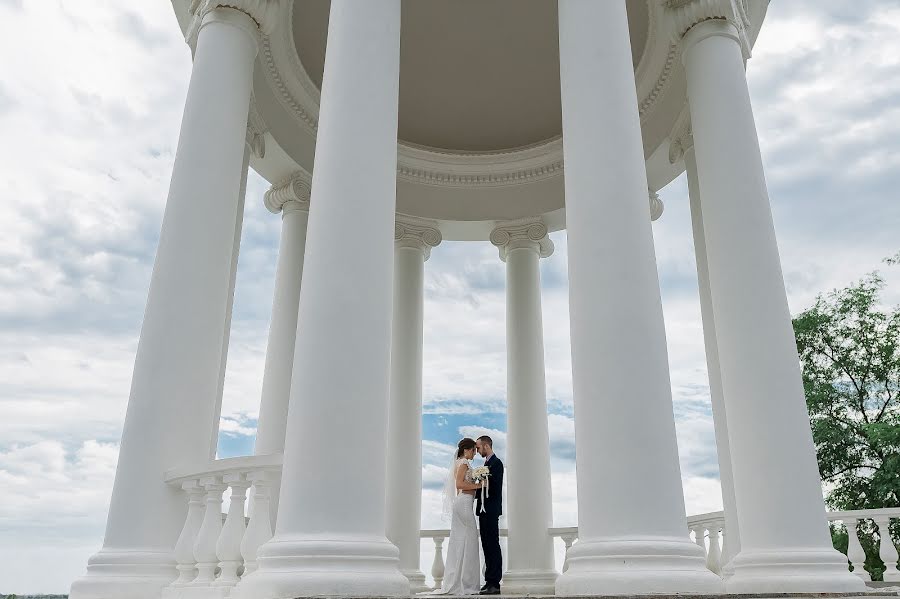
[671,129,742,571]
[489,219,557,594]
[234,1,407,597]
[254,172,311,531]
[555,2,723,595]
[70,6,270,598]
[386,217,442,593]
[678,9,865,593]
[255,172,311,457]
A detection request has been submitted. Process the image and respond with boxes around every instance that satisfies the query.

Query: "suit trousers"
[478,513,502,586]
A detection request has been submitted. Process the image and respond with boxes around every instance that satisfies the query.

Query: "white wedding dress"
[432,458,481,595]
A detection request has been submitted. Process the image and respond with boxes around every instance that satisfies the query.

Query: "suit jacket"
[475,454,504,517]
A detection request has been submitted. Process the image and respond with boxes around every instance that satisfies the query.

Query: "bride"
[432,438,483,595]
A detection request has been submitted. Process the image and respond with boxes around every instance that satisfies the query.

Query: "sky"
[1,0,900,594]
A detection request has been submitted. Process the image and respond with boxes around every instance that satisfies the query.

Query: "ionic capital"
[489,218,554,262]
[649,189,665,222]
[665,0,751,59]
[187,0,286,47]
[264,170,311,216]
[395,216,442,260]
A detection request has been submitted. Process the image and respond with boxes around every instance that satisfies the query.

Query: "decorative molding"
[185,0,285,46]
[246,97,267,158]
[667,110,694,164]
[489,218,554,261]
[395,216,443,260]
[665,0,752,59]
[264,170,311,215]
[261,34,320,133]
[649,189,665,221]
[397,138,565,189]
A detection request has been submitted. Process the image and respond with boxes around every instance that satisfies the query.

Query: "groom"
[475,436,504,595]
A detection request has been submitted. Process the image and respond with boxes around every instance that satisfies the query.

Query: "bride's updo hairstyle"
[456,437,476,458]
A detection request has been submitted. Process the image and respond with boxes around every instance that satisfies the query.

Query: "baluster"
[719,521,730,566]
[240,470,275,575]
[431,536,445,590]
[215,472,250,586]
[171,480,205,586]
[845,518,869,580]
[691,524,707,556]
[560,533,577,573]
[874,516,899,582]
[706,524,722,575]
[192,475,226,585]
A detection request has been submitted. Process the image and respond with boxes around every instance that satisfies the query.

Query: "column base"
[69,548,177,599]
[401,567,430,594]
[232,536,409,598]
[502,568,559,594]
[724,548,868,593]
[555,537,724,596]
[161,586,233,599]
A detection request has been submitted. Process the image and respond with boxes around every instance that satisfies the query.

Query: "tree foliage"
[793,268,900,511]
[793,260,900,580]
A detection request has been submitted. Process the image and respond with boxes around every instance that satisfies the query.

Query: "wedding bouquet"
[470,466,491,483]
[471,466,491,513]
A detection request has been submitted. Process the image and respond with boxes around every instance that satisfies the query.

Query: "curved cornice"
[253,0,698,190]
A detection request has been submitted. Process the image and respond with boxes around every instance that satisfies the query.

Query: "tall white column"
[677,8,865,592]
[386,217,442,593]
[555,2,723,595]
[69,6,274,598]
[255,172,311,458]
[670,128,742,570]
[234,2,407,597]
[254,172,311,531]
[490,219,557,594]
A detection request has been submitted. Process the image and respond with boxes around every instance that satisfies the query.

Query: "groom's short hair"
[477,435,493,447]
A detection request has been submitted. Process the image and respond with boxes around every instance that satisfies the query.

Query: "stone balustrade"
[421,508,900,590]
[161,453,282,597]
[159,454,899,593]
[828,507,900,583]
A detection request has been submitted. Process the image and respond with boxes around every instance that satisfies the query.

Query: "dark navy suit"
[475,454,504,588]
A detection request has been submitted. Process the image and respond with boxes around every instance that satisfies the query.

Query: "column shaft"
[684,147,741,568]
[385,243,428,593]
[682,18,864,593]
[556,1,722,594]
[255,202,309,457]
[70,8,258,599]
[235,1,407,596]
[503,242,557,594]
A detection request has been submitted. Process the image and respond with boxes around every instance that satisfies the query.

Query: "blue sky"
[2,0,900,594]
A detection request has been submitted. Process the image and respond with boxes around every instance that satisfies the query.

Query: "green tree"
[793,257,900,579]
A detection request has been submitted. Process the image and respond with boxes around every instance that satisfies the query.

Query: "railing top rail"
[827,507,900,521]
[164,452,283,485]
[421,529,509,538]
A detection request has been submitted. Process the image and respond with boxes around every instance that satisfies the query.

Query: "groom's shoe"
[479,585,501,595]
[479,584,488,592]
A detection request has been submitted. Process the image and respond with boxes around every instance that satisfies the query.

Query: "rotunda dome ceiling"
[292,0,648,153]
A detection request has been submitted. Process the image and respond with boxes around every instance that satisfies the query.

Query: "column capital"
[395,216,442,260]
[665,0,751,59]
[264,171,311,216]
[649,189,665,222]
[490,218,554,261]
[187,0,287,47]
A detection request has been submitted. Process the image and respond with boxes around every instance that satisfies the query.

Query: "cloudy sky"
[2,0,900,594]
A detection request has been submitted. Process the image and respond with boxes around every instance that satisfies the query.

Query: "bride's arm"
[455,462,482,491]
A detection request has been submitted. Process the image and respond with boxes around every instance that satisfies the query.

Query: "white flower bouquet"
[471,466,492,512]
[470,466,491,483]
